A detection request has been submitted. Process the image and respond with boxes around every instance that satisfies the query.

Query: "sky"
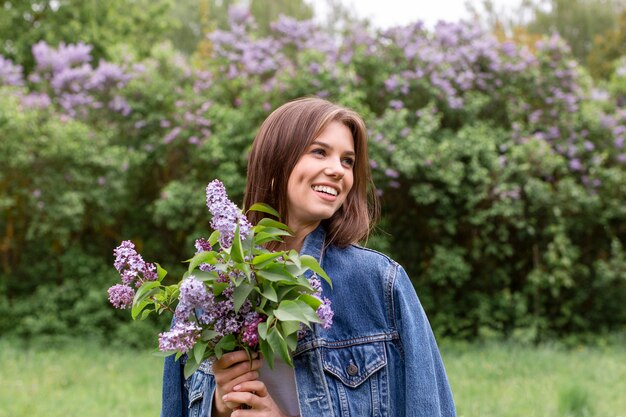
[310,0,525,29]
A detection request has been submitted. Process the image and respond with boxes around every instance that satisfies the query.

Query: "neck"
[282,220,320,253]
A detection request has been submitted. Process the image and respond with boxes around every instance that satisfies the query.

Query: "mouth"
[311,184,339,197]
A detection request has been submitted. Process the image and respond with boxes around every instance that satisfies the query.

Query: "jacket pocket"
[322,341,388,417]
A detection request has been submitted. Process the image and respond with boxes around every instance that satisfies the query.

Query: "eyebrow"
[311,140,355,156]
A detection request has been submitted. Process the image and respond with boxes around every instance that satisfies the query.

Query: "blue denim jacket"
[161,225,456,417]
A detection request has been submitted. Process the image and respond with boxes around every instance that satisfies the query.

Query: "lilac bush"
[3,6,626,343]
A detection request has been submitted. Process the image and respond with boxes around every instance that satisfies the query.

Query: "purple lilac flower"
[205,180,252,248]
[0,56,24,86]
[20,93,51,109]
[158,320,201,353]
[316,297,334,330]
[175,276,214,321]
[241,312,264,347]
[194,238,212,253]
[113,240,157,286]
[108,284,135,309]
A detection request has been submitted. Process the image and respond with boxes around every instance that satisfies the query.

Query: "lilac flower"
[113,240,157,286]
[194,238,212,253]
[569,158,583,171]
[0,56,23,86]
[389,100,404,110]
[108,284,135,309]
[158,320,201,353]
[176,276,214,321]
[241,312,264,347]
[317,298,334,330]
[20,93,51,109]
[205,180,252,248]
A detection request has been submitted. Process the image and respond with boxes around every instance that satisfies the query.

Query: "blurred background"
[0,0,625,416]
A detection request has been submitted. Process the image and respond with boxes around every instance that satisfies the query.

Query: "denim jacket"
[161,225,456,417]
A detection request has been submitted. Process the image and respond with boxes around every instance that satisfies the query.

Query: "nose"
[324,157,345,178]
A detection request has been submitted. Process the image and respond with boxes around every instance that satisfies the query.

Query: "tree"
[0,0,178,70]
[588,8,626,79]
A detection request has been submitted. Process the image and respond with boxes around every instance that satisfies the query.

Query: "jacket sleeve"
[160,353,189,417]
[392,265,456,417]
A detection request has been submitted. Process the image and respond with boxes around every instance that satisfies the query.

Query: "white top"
[258,358,300,416]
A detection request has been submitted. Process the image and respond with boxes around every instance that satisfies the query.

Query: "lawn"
[1,338,624,416]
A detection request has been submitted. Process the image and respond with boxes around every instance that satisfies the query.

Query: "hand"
[212,350,262,416]
[222,380,293,417]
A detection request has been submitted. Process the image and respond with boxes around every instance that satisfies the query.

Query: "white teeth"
[312,185,338,196]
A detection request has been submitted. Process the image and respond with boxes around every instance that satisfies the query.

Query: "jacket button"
[346,363,358,376]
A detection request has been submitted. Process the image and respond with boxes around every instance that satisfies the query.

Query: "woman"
[161,97,456,417]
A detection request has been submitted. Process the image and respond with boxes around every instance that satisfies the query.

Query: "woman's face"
[286,121,355,231]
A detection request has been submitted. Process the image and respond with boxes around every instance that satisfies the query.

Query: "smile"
[312,185,338,196]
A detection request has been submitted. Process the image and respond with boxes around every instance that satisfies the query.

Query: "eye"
[311,147,326,156]
[342,157,355,168]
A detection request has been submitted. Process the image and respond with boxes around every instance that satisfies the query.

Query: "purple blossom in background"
[389,100,404,110]
[108,284,135,309]
[158,320,201,353]
[0,56,23,86]
[33,41,92,72]
[569,158,583,171]
[20,93,51,109]
[205,180,252,248]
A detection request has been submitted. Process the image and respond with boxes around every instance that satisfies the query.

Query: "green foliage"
[0,0,178,70]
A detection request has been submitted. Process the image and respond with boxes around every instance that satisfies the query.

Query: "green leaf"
[255,226,292,237]
[300,255,332,287]
[155,263,168,281]
[257,217,293,233]
[257,320,268,340]
[248,203,280,218]
[187,251,218,273]
[252,251,285,266]
[287,250,301,269]
[257,284,278,302]
[279,320,302,336]
[192,270,220,282]
[208,230,220,247]
[131,299,150,320]
[259,339,274,369]
[254,232,285,245]
[133,280,161,305]
[268,327,292,367]
[194,342,207,364]
[201,328,219,341]
[297,294,323,310]
[212,282,228,296]
[184,355,200,379]
[274,300,321,323]
[233,282,254,313]
[285,332,298,351]
[231,224,245,263]
[257,270,294,283]
[214,334,236,358]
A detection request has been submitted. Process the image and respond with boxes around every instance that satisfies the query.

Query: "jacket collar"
[299,223,326,265]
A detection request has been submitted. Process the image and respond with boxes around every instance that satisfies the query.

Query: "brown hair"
[244,97,379,247]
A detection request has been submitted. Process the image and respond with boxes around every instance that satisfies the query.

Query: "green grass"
[1,338,625,416]
[442,341,626,417]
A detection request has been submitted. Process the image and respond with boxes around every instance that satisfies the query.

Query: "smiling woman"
[160,97,456,417]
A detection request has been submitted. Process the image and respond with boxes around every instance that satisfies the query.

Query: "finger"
[213,360,261,386]
[226,370,260,391]
[222,391,264,409]
[232,380,268,397]
[213,351,258,370]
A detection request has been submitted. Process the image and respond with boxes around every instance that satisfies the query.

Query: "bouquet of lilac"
[108,180,333,377]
